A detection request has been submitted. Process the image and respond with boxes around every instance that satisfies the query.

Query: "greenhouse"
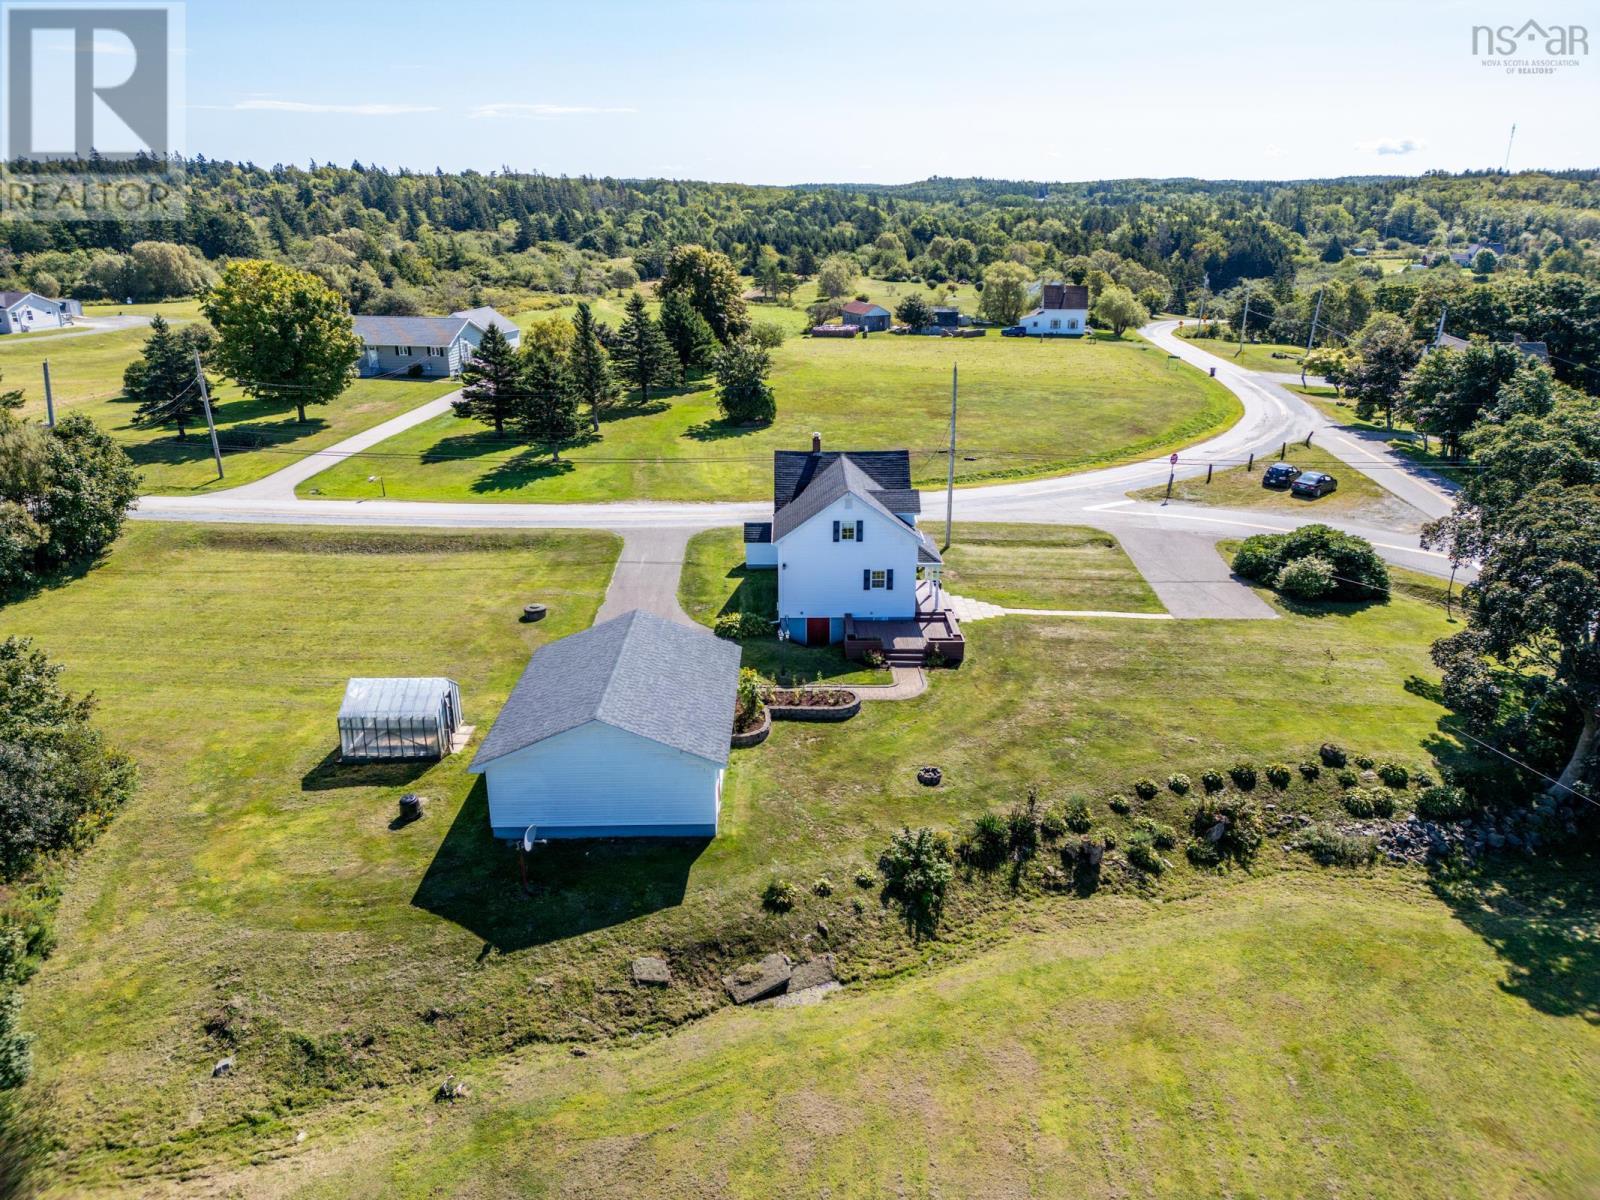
[337,677,463,761]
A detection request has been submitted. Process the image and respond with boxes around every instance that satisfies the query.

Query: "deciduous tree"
[1092,285,1148,336]
[979,261,1032,326]
[1346,313,1420,428]
[660,244,749,343]
[201,260,360,423]
[713,339,775,424]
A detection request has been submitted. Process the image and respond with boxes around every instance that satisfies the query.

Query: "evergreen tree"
[612,292,674,404]
[0,370,21,412]
[125,316,215,439]
[713,339,776,424]
[659,290,716,381]
[515,349,581,459]
[570,303,620,431]
[455,324,523,437]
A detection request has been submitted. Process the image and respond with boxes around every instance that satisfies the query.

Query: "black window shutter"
[832,520,840,542]
[856,520,864,542]
[887,569,895,590]
[863,569,870,591]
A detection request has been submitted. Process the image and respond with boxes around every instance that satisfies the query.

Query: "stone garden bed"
[765,687,861,723]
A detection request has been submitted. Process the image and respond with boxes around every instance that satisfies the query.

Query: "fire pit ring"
[521,603,547,623]
[917,766,942,787]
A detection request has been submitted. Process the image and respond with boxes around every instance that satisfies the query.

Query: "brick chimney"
[811,431,822,453]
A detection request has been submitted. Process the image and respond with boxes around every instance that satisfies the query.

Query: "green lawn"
[1175,326,1313,374]
[1129,460,1427,531]
[81,298,206,320]
[296,331,1241,503]
[234,869,1600,1200]
[2,519,1499,1194]
[0,324,458,493]
[678,526,888,686]
[939,522,1163,611]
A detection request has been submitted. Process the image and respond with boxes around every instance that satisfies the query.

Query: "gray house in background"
[351,307,521,378]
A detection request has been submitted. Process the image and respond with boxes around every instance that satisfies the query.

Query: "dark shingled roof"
[470,610,740,770]
[743,521,773,543]
[773,449,917,513]
[772,456,923,541]
[1040,282,1089,310]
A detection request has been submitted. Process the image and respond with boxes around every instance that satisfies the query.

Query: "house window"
[840,523,855,541]
[1049,318,1061,330]
[870,570,887,589]
[1068,318,1079,330]
[399,345,413,357]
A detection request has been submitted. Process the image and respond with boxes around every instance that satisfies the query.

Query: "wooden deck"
[843,589,965,666]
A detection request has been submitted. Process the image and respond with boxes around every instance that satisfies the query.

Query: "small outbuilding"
[470,610,741,839]
[841,300,891,332]
[338,677,463,761]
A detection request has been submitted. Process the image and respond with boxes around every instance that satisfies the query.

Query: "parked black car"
[1290,471,1338,498]
[1000,325,1027,337]
[1262,462,1301,489]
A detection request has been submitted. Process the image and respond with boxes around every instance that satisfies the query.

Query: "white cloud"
[228,99,438,116]
[1356,136,1426,156]
[468,102,635,120]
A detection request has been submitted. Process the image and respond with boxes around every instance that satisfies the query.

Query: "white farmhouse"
[744,437,962,663]
[0,291,69,334]
[1018,282,1089,337]
[469,610,740,840]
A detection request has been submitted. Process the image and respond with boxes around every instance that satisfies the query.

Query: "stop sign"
[1170,453,1179,465]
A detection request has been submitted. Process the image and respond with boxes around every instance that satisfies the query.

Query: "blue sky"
[179,0,1598,182]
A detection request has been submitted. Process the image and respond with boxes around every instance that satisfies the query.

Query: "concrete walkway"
[850,666,928,701]
[945,592,1175,623]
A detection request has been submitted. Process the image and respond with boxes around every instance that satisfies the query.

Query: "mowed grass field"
[1175,325,1312,374]
[298,331,1241,503]
[939,522,1164,611]
[0,522,1530,1196]
[224,870,1600,1200]
[0,318,458,493]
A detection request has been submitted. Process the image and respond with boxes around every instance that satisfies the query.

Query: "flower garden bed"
[765,687,861,723]
[731,704,772,748]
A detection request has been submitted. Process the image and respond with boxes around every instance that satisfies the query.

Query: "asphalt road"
[129,319,1469,618]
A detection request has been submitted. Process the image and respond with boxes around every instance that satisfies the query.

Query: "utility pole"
[195,350,224,480]
[1235,289,1250,357]
[42,359,55,427]
[1502,123,1517,173]
[1432,303,1449,350]
[1301,288,1324,387]
[944,362,957,552]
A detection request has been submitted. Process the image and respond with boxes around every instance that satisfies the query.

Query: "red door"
[806,617,831,646]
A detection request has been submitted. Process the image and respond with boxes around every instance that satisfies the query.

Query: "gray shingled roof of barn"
[469,610,740,770]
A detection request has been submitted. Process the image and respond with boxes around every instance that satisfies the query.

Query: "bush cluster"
[877,827,954,936]
[1265,762,1292,789]
[1340,787,1397,819]
[1125,831,1166,874]
[1275,554,1336,600]
[1187,795,1265,863]
[1337,768,1358,788]
[1415,784,1477,822]
[1295,823,1379,867]
[714,611,772,641]
[1063,798,1093,834]
[1233,525,1389,602]
[1133,777,1159,800]
[1167,773,1191,795]
[1298,761,1321,781]
[1376,762,1409,788]
[1228,760,1257,790]
[1134,817,1178,850]
[762,878,797,912]
[1108,794,1132,814]
[1201,770,1226,794]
